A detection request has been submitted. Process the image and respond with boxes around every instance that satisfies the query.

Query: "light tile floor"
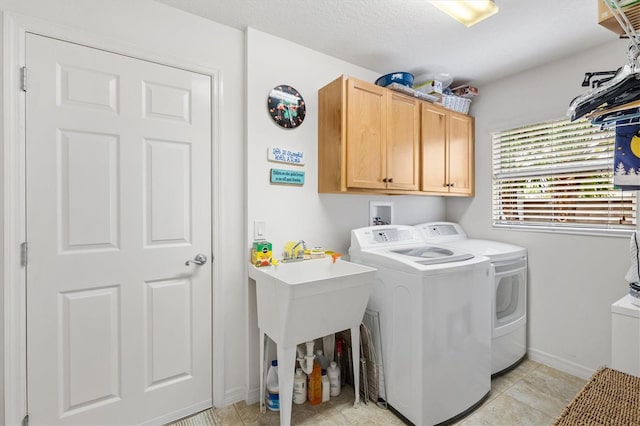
[172,359,587,425]
[457,360,586,426]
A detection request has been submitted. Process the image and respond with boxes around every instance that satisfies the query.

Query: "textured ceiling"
[154,0,620,86]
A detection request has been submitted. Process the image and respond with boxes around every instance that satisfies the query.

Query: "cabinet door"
[387,93,420,190]
[346,79,387,189]
[448,112,474,195]
[421,103,448,192]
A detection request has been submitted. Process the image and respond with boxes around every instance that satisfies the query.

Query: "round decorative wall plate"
[267,85,306,129]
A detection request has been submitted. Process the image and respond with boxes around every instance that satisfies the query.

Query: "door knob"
[185,253,208,266]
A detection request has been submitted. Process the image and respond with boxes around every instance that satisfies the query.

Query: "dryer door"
[493,258,527,336]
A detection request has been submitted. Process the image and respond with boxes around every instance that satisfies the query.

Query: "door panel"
[145,278,192,390]
[387,93,419,190]
[58,65,119,112]
[421,104,448,192]
[144,139,191,245]
[61,286,121,415]
[346,79,386,189]
[60,130,120,251]
[143,81,192,122]
[448,112,474,195]
[26,33,212,425]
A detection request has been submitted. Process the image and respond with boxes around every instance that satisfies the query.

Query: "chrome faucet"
[291,240,306,259]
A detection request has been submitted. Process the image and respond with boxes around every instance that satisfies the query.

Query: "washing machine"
[349,225,492,425]
[416,222,527,376]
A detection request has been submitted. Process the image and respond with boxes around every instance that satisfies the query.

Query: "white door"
[25,33,212,425]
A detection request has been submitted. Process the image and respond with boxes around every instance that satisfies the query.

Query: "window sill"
[492,223,636,238]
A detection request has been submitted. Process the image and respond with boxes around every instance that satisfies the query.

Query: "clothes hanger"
[582,70,619,88]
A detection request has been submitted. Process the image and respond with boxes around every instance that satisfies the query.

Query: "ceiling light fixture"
[429,1,499,27]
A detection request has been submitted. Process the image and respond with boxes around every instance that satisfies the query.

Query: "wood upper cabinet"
[318,75,473,196]
[345,78,387,189]
[421,103,474,196]
[386,92,420,190]
[319,75,419,193]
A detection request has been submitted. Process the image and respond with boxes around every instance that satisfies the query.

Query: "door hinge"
[22,414,29,426]
[21,66,27,92]
[20,242,28,267]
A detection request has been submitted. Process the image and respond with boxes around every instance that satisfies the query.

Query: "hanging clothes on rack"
[568,64,640,121]
[568,0,640,121]
[594,109,640,129]
[588,99,640,128]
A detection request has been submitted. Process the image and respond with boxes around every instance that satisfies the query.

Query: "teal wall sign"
[270,168,305,185]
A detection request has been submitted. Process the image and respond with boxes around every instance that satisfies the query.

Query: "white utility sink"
[248,257,376,426]
[249,257,377,345]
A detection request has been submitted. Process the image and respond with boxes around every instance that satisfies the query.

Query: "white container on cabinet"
[611,294,640,376]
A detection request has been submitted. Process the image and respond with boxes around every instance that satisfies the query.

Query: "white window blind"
[492,117,636,232]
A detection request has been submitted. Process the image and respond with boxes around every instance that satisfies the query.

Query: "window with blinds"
[492,117,637,233]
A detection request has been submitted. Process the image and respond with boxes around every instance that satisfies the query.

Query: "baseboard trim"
[245,386,260,406]
[224,386,248,407]
[527,348,596,380]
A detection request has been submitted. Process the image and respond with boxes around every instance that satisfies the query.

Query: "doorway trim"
[1,12,225,425]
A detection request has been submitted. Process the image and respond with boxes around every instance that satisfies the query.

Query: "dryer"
[349,225,492,425]
[416,222,527,375]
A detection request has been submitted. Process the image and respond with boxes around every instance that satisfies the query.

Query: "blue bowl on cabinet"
[375,72,414,88]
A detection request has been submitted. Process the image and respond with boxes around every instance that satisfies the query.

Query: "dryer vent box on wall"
[370,201,393,226]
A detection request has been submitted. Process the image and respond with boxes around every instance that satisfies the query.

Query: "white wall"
[244,28,446,400]
[0,13,4,423]
[447,39,632,378]
[0,0,246,414]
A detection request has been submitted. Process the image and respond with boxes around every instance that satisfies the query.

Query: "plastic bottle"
[266,360,279,411]
[316,349,329,370]
[307,359,322,405]
[293,368,307,405]
[327,361,341,396]
[321,369,330,402]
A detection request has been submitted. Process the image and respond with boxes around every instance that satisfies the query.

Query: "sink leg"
[351,326,361,409]
[276,345,297,426]
[259,330,265,414]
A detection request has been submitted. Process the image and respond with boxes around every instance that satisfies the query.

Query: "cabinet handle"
[450,183,454,187]
[382,178,388,183]
[443,183,449,187]
[388,178,393,183]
